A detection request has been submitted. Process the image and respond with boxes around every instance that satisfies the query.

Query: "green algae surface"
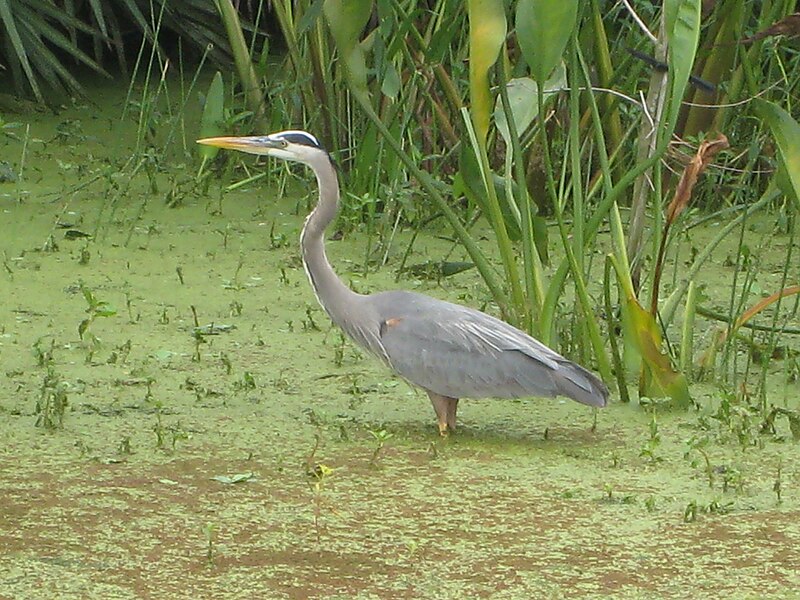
[1,83,800,599]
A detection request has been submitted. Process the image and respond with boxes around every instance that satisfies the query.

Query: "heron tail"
[554,360,609,408]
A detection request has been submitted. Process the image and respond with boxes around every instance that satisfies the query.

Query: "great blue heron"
[198,130,609,435]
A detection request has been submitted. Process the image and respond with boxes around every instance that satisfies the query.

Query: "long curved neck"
[300,154,362,326]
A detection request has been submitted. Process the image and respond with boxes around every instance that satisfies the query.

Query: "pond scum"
[0,81,799,599]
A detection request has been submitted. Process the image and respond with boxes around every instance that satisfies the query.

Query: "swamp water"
[1,81,800,599]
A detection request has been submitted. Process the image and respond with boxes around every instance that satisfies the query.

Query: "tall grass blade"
[718,286,800,347]
[462,108,525,323]
[496,62,547,330]
[660,187,780,325]
[680,281,697,378]
[604,257,629,403]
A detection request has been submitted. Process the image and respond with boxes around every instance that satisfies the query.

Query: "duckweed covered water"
[1,81,799,599]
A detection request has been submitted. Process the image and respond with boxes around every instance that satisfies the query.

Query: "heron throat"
[295,153,390,363]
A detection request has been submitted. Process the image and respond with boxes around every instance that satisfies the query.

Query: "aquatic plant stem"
[680,281,697,377]
[498,55,545,333]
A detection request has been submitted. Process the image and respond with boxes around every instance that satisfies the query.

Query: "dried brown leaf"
[666,133,729,225]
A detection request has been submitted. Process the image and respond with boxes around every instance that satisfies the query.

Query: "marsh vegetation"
[1,1,800,597]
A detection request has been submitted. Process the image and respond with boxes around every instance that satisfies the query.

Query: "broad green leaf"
[611,255,690,408]
[440,262,476,277]
[467,0,507,143]
[665,0,701,126]
[324,0,372,101]
[621,290,691,408]
[198,72,225,162]
[493,65,566,145]
[754,99,800,211]
[381,61,401,99]
[82,287,95,307]
[516,0,578,84]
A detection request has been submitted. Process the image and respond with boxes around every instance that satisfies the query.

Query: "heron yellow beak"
[196,136,282,154]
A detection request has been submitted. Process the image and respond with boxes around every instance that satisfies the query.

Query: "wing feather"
[367,291,606,406]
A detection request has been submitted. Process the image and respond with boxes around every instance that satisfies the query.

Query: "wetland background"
[2,1,800,598]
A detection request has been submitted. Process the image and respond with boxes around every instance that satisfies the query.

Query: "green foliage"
[516,0,577,84]
[0,0,109,101]
[309,0,799,407]
[42,0,794,410]
[0,0,251,102]
[754,99,800,210]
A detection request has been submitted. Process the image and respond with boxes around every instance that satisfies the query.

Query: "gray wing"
[370,291,607,407]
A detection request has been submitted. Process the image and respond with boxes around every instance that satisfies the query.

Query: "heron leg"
[427,391,459,436]
[446,398,459,431]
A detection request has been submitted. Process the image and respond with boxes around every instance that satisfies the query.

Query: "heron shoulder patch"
[379,317,403,336]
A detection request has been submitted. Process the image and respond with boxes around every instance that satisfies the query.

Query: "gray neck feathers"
[298,152,388,362]
[300,153,361,325]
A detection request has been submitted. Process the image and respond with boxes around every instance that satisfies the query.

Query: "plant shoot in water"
[153,408,166,449]
[220,352,233,375]
[332,332,347,367]
[203,522,217,566]
[309,463,334,547]
[33,337,56,367]
[234,371,256,391]
[35,368,68,429]
[190,305,205,361]
[302,306,320,331]
[78,283,116,361]
[685,435,715,489]
[639,411,662,463]
[368,428,394,468]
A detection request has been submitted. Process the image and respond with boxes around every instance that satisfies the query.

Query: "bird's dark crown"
[274,130,323,149]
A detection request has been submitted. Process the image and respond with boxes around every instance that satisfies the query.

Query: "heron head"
[197,130,326,164]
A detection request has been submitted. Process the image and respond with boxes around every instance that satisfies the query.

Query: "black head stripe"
[276,130,322,148]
